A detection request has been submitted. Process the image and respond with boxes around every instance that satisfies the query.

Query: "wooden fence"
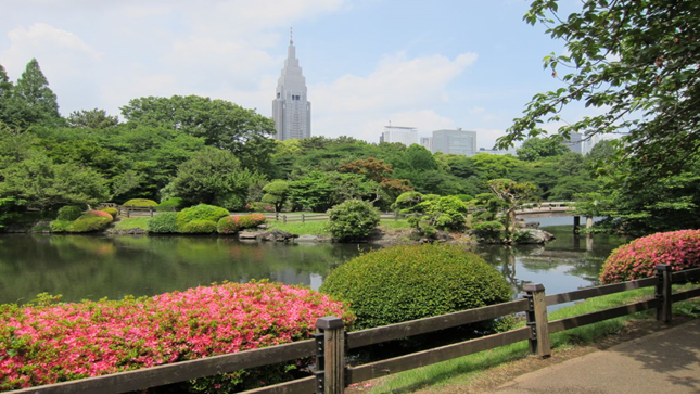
[8,265,700,394]
[263,213,405,223]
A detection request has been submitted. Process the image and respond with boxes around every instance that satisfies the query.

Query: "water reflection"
[0,224,628,306]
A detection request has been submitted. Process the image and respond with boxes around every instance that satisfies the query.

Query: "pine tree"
[14,58,59,117]
[0,64,12,99]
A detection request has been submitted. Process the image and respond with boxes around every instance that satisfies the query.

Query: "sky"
[0,0,588,150]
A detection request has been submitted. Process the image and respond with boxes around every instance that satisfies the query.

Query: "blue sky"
[0,0,586,149]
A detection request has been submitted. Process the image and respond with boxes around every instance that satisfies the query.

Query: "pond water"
[0,218,629,306]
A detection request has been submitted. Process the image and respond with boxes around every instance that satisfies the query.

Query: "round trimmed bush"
[123,198,157,207]
[217,216,241,234]
[89,209,113,220]
[327,200,380,242]
[600,229,700,284]
[57,205,83,221]
[148,213,179,233]
[70,214,113,232]
[319,244,511,330]
[180,220,217,234]
[50,220,73,233]
[99,207,118,217]
[176,204,230,231]
[238,214,267,229]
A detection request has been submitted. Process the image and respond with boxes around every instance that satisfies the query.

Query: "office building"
[271,30,310,140]
[380,126,418,146]
[432,128,477,156]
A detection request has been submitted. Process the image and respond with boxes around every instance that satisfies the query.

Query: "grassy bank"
[359,284,700,394]
[113,217,150,230]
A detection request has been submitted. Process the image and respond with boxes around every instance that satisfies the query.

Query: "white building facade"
[380,126,418,146]
[272,33,310,140]
[432,128,477,156]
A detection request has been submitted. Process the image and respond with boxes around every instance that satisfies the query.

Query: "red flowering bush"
[238,214,267,229]
[244,203,275,213]
[217,215,267,234]
[89,209,113,220]
[0,282,353,392]
[600,229,700,284]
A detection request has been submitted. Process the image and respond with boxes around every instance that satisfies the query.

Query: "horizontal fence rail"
[9,266,700,394]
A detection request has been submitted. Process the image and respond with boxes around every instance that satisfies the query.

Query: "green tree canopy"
[499,0,700,175]
[517,137,569,162]
[120,95,276,174]
[14,59,60,119]
[67,108,118,129]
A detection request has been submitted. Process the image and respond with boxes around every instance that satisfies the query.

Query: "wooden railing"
[8,266,700,394]
[263,213,405,223]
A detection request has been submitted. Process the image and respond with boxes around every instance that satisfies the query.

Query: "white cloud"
[475,128,510,151]
[311,51,477,140]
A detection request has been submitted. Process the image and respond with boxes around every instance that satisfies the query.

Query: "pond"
[0,218,629,306]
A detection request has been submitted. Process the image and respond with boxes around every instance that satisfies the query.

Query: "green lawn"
[113,217,150,230]
[364,284,700,394]
[267,220,330,235]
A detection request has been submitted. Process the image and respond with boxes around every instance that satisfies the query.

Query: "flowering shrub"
[99,207,118,217]
[238,214,267,229]
[217,215,267,234]
[600,229,700,284]
[0,282,353,392]
[89,209,113,220]
[217,216,241,233]
[244,202,275,213]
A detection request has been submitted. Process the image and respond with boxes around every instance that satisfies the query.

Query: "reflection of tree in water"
[467,244,528,298]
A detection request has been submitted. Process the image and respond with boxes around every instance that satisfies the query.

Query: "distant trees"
[0,59,62,127]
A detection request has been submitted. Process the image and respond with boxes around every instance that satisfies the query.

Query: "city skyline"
[0,0,594,150]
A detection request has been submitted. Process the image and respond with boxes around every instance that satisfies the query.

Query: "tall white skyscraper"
[380,126,418,146]
[272,29,310,140]
[432,128,477,156]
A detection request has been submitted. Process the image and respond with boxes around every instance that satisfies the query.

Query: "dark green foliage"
[180,219,217,234]
[70,214,112,232]
[57,205,83,221]
[66,108,118,129]
[327,200,380,242]
[320,244,511,330]
[148,213,179,233]
[123,198,157,207]
[394,191,422,212]
[416,195,469,230]
[49,219,72,232]
[471,221,505,241]
[176,204,229,231]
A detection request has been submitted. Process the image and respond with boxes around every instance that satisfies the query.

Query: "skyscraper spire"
[272,29,310,140]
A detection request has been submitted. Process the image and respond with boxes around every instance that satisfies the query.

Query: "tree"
[67,108,118,129]
[498,0,700,175]
[488,179,536,243]
[120,95,276,174]
[0,64,12,100]
[169,148,264,210]
[262,180,291,212]
[517,137,569,162]
[13,59,60,119]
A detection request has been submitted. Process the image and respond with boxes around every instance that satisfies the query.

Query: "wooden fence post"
[127,207,131,218]
[283,215,287,224]
[302,214,305,223]
[149,206,154,217]
[656,264,673,323]
[524,283,551,358]
[314,317,345,394]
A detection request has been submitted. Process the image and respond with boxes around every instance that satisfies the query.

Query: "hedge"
[180,219,217,234]
[176,204,230,231]
[70,214,112,233]
[123,198,157,207]
[56,206,83,221]
[148,213,179,233]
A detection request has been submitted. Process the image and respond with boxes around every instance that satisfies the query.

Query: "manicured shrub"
[157,197,182,212]
[148,213,179,233]
[217,215,241,234]
[417,195,469,230]
[238,214,267,229]
[394,191,422,211]
[471,220,505,241]
[70,214,112,233]
[180,219,217,234]
[327,200,380,242]
[89,209,113,220]
[600,229,700,284]
[49,220,72,233]
[176,204,229,231]
[56,205,83,221]
[123,198,157,207]
[0,282,353,392]
[320,244,511,330]
[99,207,118,217]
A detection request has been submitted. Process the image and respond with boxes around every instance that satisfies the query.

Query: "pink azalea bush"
[0,282,353,392]
[89,209,113,219]
[217,215,267,234]
[600,229,700,284]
